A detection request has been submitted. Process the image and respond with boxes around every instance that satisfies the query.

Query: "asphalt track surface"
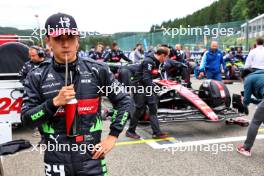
[1,78,264,176]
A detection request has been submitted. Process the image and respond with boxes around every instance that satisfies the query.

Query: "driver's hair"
[96,44,104,50]
[155,46,169,56]
[256,37,264,45]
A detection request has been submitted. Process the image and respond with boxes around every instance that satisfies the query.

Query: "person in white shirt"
[245,38,264,70]
[129,48,136,63]
[134,43,144,63]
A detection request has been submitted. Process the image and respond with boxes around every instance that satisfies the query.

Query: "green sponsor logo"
[31,110,45,121]
[90,117,103,132]
[101,159,108,176]
[120,112,128,125]
[111,110,118,122]
[41,122,55,134]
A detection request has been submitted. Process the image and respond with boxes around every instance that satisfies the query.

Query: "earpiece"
[30,46,45,58]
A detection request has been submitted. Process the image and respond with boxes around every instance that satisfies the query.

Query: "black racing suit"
[89,51,104,62]
[169,49,186,63]
[124,54,162,135]
[103,49,132,74]
[21,57,131,176]
[163,59,191,87]
[19,60,46,140]
[19,60,43,85]
[117,63,141,86]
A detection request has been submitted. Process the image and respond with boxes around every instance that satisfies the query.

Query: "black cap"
[45,13,79,37]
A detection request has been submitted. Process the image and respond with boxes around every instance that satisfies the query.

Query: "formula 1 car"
[149,78,249,126]
[102,61,249,127]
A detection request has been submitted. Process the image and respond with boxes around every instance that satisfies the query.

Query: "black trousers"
[128,93,161,135]
[244,101,264,150]
[44,134,107,176]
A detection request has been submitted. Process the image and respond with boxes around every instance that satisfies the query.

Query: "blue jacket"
[200,49,225,73]
[243,70,264,106]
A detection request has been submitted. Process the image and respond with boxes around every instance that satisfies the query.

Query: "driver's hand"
[92,135,117,159]
[53,84,76,107]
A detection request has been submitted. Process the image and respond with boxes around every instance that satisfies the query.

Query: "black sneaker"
[126,131,141,139]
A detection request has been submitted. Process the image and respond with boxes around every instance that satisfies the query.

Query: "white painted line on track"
[147,134,264,149]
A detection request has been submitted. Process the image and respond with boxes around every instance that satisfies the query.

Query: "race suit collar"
[52,56,78,72]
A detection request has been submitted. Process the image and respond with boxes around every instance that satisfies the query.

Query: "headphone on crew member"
[30,46,45,58]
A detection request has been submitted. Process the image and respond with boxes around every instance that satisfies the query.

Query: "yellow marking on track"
[258,128,264,133]
[115,137,176,146]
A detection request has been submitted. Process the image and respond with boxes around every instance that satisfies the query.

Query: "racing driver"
[21,13,131,176]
